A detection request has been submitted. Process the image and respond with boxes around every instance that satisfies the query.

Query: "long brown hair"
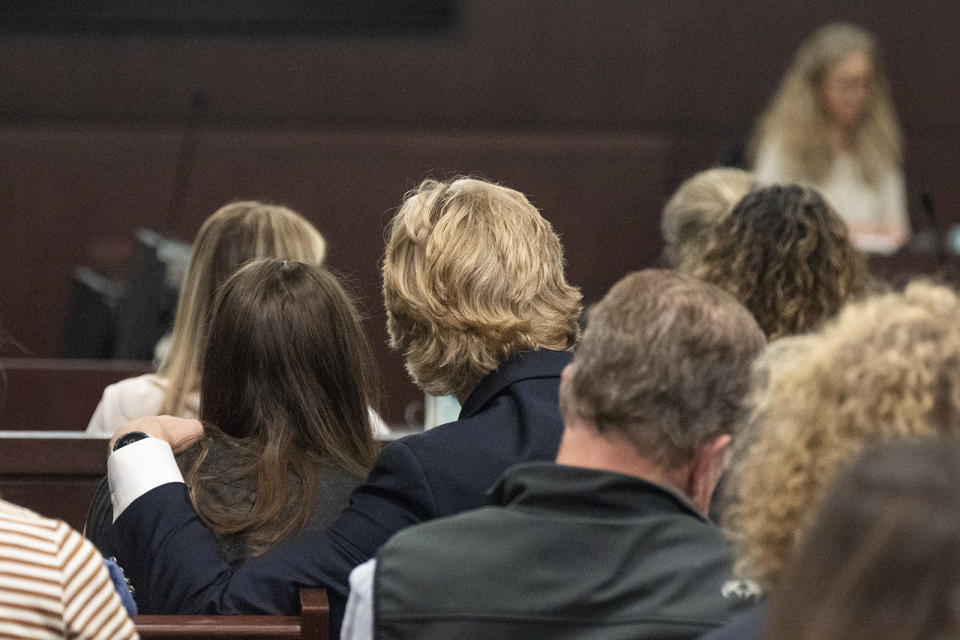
[768,439,960,640]
[180,259,378,557]
[158,201,326,416]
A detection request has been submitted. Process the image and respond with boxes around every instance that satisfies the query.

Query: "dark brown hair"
[689,184,872,339]
[180,259,378,557]
[768,438,960,640]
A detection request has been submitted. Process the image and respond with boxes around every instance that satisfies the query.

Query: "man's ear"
[560,363,576,386]
[688,434,731,516]
[558,363,576,408]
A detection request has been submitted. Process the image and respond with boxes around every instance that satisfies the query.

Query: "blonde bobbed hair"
[725,281,960,590]
[750,22,901,185]
[382,178,582,397]
[661,168,755,271]
[158,201,327,415]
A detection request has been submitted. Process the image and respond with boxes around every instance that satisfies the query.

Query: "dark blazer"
[103,349,570,634]
[376,463,749,640]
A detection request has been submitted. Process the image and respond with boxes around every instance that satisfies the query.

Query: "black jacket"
[375,462,752,640]
[696,606,764,640]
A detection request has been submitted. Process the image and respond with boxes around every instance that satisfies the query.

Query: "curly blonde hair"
[661,168,755,271]
[750,22,901,186]
[725,281,960,589]
[688,184,871,339]
[382,178,582,397]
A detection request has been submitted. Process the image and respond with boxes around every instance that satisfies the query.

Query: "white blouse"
[86,373,390,436]
[754,137,910,254]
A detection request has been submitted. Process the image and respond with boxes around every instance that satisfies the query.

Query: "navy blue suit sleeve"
[105,441,436,627]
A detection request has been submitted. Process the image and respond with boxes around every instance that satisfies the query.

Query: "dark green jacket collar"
[489,461,708,523]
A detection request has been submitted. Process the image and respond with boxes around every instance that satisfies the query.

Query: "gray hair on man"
[562,269,766,468]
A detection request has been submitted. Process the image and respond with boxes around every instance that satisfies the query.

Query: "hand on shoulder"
[110,415,203,453]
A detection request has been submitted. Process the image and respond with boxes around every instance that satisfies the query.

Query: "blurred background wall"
[0,1,956,424]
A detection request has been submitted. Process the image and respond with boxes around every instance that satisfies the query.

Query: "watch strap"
[112,431,150,452]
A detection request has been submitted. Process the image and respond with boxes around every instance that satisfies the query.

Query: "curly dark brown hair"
[689,184,872,339]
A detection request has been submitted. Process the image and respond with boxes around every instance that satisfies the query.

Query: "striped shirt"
[0,500,138,640]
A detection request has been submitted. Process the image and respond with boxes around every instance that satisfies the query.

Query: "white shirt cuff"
[341,559,377,640]
[108,437,184,520]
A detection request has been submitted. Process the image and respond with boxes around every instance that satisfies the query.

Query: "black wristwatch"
[112,431,150,452]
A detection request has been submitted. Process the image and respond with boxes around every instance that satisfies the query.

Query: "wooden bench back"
[0,431,403,531]
[134,589,329,640]
[0,432,107,530]
[0,358,152,430]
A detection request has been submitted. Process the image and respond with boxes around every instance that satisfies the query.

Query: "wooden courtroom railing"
[0,358,152,431]
[0,430,405,531]
[134,589,329,640]
[0,431,108,530]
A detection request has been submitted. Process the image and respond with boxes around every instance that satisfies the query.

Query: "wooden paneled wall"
[1,1,957,424]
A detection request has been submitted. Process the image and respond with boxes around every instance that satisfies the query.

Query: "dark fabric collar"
[458,349,572,419]
[488,461,708,523]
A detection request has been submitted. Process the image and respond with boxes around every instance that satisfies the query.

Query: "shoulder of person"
[88,374,200,435]
[87,374,167,434]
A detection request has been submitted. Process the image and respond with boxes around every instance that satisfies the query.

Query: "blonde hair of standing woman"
[158,201,326,416]
[750,23,901,186]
